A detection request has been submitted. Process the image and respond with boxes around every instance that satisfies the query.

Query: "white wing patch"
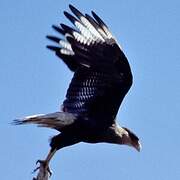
[47,5,117,57]
[60,48,74,55]
[74,21,94,41]
[101,24,113,39]
[59,40,72,51]
[72,31,87,44]
[78,16,105,42]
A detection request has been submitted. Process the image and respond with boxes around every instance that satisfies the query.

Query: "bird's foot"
[33,160,52,180]
[35,160,52,176]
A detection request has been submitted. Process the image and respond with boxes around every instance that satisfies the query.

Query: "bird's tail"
[13,112,76,131]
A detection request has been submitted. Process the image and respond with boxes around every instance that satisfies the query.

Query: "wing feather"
[46,5,133,127]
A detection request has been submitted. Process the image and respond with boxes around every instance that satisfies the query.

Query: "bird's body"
[50,49,133,149]
[14,4,141,179]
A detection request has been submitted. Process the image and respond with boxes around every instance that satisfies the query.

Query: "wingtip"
[69,4,75,11]
[46,35,61,43]
[91,11,96,18]
[46,45,60,52]
[69,4,83,18]
[64,11,77,25]
[63,11,68,17]
[91,10,106,27]
[52,25,65,35]
[60,23,66,30]
[60,23,76,34]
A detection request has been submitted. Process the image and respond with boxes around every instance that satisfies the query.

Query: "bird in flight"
[14,4,141,178]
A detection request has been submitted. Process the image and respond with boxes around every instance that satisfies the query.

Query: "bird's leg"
[33,148,57,179]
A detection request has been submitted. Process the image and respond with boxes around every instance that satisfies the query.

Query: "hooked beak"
[134,141,142,152]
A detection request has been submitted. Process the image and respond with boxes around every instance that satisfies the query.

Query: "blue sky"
[1,0,180,179]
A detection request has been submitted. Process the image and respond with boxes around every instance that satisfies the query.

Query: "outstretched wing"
[47,5,133,128]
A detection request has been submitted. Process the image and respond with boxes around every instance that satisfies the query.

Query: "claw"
[36,160,44,165]
[32,149,56,179]
[33,159,52,179]
[32,166,40,173]
[48,168,53,177]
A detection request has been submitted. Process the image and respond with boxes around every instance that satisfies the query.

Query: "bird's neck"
[102,125,128,145]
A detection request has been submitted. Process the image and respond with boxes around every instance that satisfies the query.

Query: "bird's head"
[116,126,141,152]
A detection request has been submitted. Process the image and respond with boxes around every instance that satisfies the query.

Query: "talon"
[47,166,53,177]
[32,149,56,179]
[36,159,44,165]
[32,160,45,173]
[33,159,52,177]
[48,168,53,177]
[32,166,40,173]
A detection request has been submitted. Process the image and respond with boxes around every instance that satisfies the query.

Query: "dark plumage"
[14,4,141,178]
